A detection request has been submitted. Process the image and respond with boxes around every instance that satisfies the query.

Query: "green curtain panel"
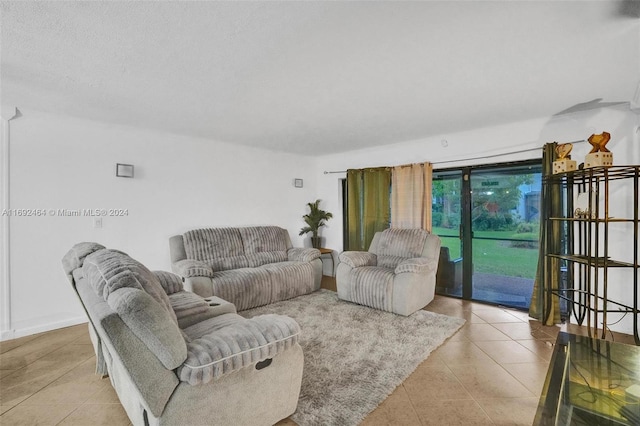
[346,167,391,251]
[529,143,563,325]
[363,167,391,249]
[346,169,364,251]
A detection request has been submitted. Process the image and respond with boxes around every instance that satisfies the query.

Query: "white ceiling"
[1,1,639,155]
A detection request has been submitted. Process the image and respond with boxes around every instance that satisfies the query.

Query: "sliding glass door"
[432,171,464,297]
[470,164,541,309]
[433,160,542,310]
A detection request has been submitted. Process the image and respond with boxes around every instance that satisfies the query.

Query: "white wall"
[1,108,317,340]
[315,104,640,336]
[2,105,638,339]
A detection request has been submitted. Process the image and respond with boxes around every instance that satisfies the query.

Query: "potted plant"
[299,199,333,249]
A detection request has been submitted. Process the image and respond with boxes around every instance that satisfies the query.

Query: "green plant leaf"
[299,199,333,237]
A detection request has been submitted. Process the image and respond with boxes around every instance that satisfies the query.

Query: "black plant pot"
[311,237,321,249]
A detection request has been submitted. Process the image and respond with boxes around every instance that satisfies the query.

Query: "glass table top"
[534,332,640,425]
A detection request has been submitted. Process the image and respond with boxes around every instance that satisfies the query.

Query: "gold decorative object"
[588,132,611,153]
[553,142,577,174]
[574,190,597,219]
[585,132,613,168]
[556,143,573,159]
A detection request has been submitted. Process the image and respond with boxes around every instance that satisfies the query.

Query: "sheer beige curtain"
[391,163,433,231]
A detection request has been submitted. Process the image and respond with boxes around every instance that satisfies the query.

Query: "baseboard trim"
[0,315,87,341]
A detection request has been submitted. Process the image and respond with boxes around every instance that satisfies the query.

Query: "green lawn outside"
[435,227,540,279]
[435,228,540,240]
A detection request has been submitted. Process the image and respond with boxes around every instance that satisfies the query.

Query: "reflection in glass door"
[433,161,542,310]
[470,164,541,309]
[432,171,464,297]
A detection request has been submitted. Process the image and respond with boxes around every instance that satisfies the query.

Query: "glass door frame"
[434,158,542,305]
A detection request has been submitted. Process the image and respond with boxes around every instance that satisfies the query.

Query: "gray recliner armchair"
[336,228,441,316]
[62,242,303,426]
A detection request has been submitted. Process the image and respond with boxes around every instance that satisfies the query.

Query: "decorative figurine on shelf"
[585,131,613,168]
[552,142,577,174]
[588,131,611,153]
[556,142,573,159]
[574,190,597,219]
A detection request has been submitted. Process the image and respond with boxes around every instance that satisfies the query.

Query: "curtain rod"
[323,139,586,174]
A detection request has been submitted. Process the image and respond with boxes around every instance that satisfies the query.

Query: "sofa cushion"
[177,314,300,385]
[245,251,288,268]
[181,312,246,340]
[377,254,406,269]
[210,269,272,311]
[238,226,290,253]
[108,287,187,370]
[183,227,245,262]
[209,255,249,271]
[372,228,428,258]
[82,249,178,325]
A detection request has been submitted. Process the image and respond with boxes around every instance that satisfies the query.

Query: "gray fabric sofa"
[169,226,322,310]
[336,228,441,316]
[62,242,303,426]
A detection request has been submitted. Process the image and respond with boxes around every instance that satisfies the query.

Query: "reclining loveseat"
[169,226,322,310]
[62,242,303,426]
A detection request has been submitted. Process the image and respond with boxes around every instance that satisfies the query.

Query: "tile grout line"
[474,324,547,398]
[441,354,498,424]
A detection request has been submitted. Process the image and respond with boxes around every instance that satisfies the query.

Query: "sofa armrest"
[339,251,377,268]
[177,314,301,385]
[153,271,184,295]
[173,294,237,330]
[168,291,209,322]
[172,259,214,278]
[287,247,320,262]
[395,257,437,275]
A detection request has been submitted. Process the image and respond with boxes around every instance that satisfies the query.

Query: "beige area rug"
[241,289,466,426]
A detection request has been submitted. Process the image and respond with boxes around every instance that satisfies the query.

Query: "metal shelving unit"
[543,165,639,345]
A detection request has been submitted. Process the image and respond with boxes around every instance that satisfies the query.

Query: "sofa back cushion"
[183,228,249,271]
[61,242,106,282]
[183,227,244,260]
[182,226,294,270]
[371,228,429,269]
[239,226,290,267]
[82,249,178,325]
[238,226,289,252]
